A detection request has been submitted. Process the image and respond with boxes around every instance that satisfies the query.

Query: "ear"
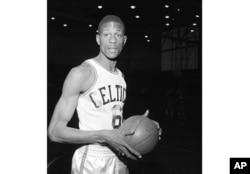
[123,35,127,46]
[96,34,100,46]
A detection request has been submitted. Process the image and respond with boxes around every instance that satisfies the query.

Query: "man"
[48,15,160,174]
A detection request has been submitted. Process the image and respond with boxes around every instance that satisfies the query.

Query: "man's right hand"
[101,129,141,160]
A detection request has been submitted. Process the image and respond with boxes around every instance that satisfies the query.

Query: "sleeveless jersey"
[76,59,126,131]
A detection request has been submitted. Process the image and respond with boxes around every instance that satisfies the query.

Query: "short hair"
[98,15,125,34]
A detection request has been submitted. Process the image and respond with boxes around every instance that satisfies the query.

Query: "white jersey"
[77,58,126,131]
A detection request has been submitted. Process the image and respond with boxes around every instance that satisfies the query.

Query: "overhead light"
[165,15,170,19]
[166,23,170,26]
[63,24,68,27]
[51,17,55,20]
[135,15,140,19]
[89,24,92,27]
[147,39,150,42]
[191,29,194,32]
[195,15,200,18]
[177,8,180,12]
[97,5,103,9]
[130,5,136,9]
[164,5,169,8]
[145,35,148,38]
[193,23,197,26]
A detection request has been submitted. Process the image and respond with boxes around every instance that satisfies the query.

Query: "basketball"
[120,116,159,155]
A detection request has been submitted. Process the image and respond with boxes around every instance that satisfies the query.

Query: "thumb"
[121,128,135,136]
[143,109,149,117]
[124,129,135,136]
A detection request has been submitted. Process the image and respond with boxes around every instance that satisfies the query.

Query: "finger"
[124,130,135,137]
[159,128,162,136]
[143,110,149,117]
[151,121,162,140]
[152,120,160,129]
[158,128,162,140]
[119,151,125,157]
[123,142,141,159]
[120,128,135,136]
[120,147,138,160]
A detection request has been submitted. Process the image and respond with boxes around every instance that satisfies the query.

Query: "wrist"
[95,130,108,144]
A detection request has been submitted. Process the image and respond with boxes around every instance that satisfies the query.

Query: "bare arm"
[48,65,102,144]
[48,64,141,159]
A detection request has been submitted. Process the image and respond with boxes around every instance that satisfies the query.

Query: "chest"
[87,74,126,108]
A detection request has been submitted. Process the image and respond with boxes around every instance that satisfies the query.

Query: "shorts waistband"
[78,144,115,157]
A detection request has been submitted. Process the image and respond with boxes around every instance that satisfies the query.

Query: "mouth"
[108,48,118,52]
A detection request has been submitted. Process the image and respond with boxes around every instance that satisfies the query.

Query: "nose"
[109,34,117,43]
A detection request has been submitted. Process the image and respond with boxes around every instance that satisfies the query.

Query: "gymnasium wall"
[48,31,161,72]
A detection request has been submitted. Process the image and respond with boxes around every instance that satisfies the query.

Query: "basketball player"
[48,15,161,174]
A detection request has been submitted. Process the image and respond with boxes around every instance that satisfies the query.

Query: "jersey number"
[111,105,123,129]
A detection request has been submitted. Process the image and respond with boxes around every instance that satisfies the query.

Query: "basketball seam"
[134,117,158,153]
[134,117,147,131]
[127,117,146,144]
[133,133,157,153]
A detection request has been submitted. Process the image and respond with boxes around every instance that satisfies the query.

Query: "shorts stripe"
[79,145,89,173]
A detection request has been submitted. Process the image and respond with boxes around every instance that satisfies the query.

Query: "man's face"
[96,21,127,59]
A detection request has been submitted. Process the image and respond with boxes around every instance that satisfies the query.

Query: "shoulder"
[69,62,94,79]
[117,68,125,79]
[121,71,125,79]
[63,62,96,94]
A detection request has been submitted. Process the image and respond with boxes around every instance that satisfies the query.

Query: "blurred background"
[47,0,202,173]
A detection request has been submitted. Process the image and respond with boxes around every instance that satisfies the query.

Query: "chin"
[107,56,118,61]
[105,53,119,60]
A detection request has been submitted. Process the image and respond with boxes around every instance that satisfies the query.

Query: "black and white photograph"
[47,0,202,174]
[1,0,250,174]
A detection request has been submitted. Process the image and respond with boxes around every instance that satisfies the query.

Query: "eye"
[103,33,109,37]
[116,33,123,38]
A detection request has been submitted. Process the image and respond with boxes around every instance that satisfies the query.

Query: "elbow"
[48,126,60,143]
[48,128,55,142]
[48,133,56,142]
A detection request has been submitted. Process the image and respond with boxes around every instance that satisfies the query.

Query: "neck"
[95,53,117,72]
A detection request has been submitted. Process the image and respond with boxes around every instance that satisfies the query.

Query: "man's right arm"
[48,65,103,144]
[48,64,141,159]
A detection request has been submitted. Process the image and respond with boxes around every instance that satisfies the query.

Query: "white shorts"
[71,144,128,174]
